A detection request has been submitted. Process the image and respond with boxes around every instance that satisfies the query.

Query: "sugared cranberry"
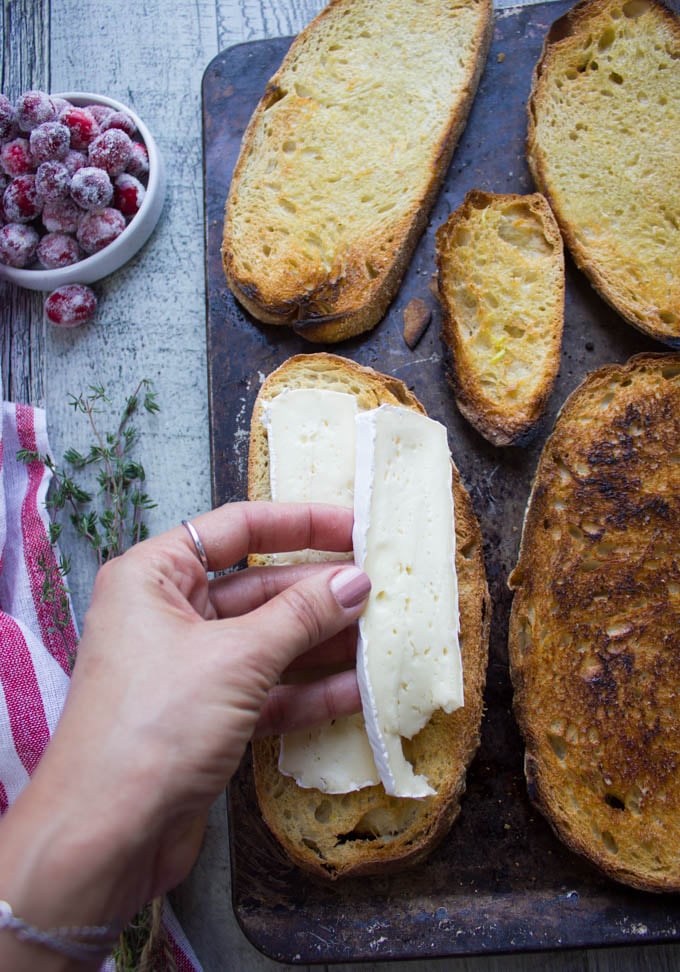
[113,173,145,218]
[3,174,42,222]
[1,137,34,176]
[70,166,113,211]
[87,104,115,126]
[59,105,100,150]
[35,160,71,200]
[126,141,149,179]
[88,129,132,177]
[77,207,125,254]
[100,110,137,138]
[29,121,70,164]
[63,149,88,176]
[44,284,97,326]
[36,232,82,269]
[50,97,71,115]
[42,196,82,234]
[16,90,56,131]
[0,95,16,141]
[0,222,40,267]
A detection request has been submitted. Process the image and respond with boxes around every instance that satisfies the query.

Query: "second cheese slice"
[353,405,463,797]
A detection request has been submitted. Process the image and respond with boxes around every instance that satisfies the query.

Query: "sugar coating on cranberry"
[16,90,56,132]
[0,222,40,267]
[125,141,149,180]
[0,94,16,141]
[59,105,100,150]
[63,149,87,176]
[113,172,145,218]
[77,207,125,254]
[36,232,82,269]
[88,128,132,177]
[100,110,137,138]
[70,166,113,211]
[87,104,115,126]
[1,137,34,177]
[29,121,71,164]
[44,284,97,326]
[35,160,71,200]
[3,174,42,223]
[42,196,82,234]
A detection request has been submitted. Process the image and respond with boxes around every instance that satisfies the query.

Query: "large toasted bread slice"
[435,190,565,446]
[509,353,680,891]
[526,0,680,346]
[222,0,492,344]
[248,353,490,878]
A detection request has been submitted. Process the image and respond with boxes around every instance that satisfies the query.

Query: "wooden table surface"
[2,1,679,969]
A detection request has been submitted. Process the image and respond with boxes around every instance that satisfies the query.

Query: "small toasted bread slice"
[248,353,490,879]
[436,190,564,446]
[509,353,680,891]
[222,0,492,344]
[527,0,680,345]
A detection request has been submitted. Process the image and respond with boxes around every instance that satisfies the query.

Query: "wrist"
[0,738,159,970]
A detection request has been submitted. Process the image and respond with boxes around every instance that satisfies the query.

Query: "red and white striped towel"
[0,397,202,971]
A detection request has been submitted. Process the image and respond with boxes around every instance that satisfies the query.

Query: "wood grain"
[2,0,680,969]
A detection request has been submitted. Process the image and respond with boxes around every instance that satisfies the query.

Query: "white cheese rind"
[353,405,462,798]
[263,388,380,793]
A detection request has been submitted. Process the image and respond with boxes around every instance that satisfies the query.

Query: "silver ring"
[181,519,210,571]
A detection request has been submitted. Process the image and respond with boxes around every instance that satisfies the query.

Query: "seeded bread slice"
[248,353,490,879]
[527,0,680,345]
[222,0,492,344]
[435,190,565,447]
[509,353,680,891]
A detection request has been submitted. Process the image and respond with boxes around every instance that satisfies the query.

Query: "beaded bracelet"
[0,900,121,961]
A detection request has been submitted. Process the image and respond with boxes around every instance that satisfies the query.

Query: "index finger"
[184,501,354,573]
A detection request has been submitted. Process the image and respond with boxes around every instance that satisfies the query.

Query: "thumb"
[243,564,371,675]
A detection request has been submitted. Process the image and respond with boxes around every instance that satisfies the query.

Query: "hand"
[0,501,370,969]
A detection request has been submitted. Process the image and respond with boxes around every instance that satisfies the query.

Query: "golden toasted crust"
[222,0,493,344]
[527,0,680,345]
[509,353,680,891]
[436,190,565,446]
[248,353,490,878]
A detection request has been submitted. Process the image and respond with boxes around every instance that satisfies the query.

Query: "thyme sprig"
[19,379,160,569]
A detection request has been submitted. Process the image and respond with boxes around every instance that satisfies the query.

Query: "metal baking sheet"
[202,1,680,962]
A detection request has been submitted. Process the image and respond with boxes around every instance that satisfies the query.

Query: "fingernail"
[330,566,371,609]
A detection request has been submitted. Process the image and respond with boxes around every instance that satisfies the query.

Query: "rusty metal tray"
[202,1,680,962]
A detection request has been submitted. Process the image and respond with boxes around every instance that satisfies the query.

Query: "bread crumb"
[403,297,432,349]
[497,52,505,63]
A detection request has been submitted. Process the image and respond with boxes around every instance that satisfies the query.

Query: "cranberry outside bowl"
[0,92,165,290]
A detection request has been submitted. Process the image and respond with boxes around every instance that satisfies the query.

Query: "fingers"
[177,501,354,573]
[254,669,362,737]
[240,564,371,676]
[208,560,351,617]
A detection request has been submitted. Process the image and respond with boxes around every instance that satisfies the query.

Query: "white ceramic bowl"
[0,92,165,290]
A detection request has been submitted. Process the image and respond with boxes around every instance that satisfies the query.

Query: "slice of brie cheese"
[353,405,463,798]
[262,387,357,564]
[263,388,380,792]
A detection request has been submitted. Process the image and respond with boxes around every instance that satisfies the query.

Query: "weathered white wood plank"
[45,0,218,621]
[0,0,49,406]
[217,0,326,46]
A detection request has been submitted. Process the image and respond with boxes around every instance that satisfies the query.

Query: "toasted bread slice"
[527,0,680,345]
[509,353,680,891]
[222,0,492,344]
[248,353,490,878]
[435,190,565,446]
